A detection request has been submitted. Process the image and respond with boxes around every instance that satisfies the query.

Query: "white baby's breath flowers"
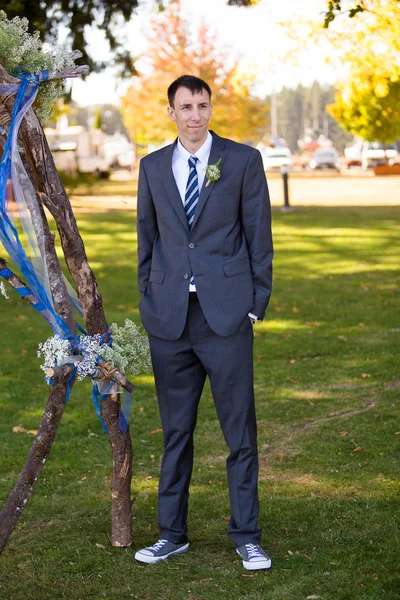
[102,320,152,376]
[76,333,102,380]
[207,165,220,178]
[0,281,9,299]
[37,334,70,372]
[37,320,151,382]
[205,157,222,187]
[0,11,75,122]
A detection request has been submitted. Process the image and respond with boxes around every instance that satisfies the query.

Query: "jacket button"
[183,273,189,279]
[189,243,194,249]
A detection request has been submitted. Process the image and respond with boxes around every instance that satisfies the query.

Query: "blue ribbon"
[0,73,70,338]
[48,364,77,403]
[0,72,132,434]
[91,351,132,434]
[91,383,132,435]
[118,390,133,434]
[0,265,85,332]
[91,382,110,434]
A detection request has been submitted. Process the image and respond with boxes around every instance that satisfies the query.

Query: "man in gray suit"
[135,75,273,570]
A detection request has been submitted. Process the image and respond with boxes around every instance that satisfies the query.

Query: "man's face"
[167,86,212,149]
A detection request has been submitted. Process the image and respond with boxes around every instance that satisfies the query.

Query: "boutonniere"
[205,157,222,187]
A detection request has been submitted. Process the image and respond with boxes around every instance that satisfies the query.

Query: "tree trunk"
[0,364,75,554]
[100,394,133,547]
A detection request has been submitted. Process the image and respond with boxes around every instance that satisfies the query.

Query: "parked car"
[309,148,341,171]
[261,146,293,171]
[344,141,363,167]
[361,141,398,170]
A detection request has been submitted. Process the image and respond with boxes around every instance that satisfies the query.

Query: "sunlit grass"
[0,206,399,600]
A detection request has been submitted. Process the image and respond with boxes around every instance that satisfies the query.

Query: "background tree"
[266,83,353,152]
[121,0,268,150]
[327,78,400,146]
[323,0,367,27]
[282,0,400,146]
[0,0,259,77]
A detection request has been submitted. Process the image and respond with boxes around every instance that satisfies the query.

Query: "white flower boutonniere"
[205,157,222,187]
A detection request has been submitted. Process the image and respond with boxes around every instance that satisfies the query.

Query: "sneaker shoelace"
[151,539,168,552]
[245,543,264,560]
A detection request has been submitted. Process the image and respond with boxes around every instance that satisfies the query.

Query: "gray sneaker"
[135,539,189,564]
[236,543,272,570]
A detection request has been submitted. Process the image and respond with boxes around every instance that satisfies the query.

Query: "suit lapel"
[161,140,189,231]
[191,132,226,230]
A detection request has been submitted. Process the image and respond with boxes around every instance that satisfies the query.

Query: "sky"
[69,0,336,107]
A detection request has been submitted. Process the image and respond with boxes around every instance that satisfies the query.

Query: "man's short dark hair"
[167,75,212,108]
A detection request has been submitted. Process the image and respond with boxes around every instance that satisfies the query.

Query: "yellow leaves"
[12,426,27,434]
[12,425,38,435]
[353,446,362,453]
[149,428,162,434]
[13,314,28,321]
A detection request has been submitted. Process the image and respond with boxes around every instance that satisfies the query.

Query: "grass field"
[0,206,399,600]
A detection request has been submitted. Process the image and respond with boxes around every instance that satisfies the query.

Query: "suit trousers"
[148,294,262,547]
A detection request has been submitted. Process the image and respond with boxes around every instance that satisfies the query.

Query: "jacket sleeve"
[240,148,273,320]
[137,158,158,297]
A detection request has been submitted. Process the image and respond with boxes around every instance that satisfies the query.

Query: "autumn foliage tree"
[121,0,268,149]
[283,0,400,145]
[327,79,400,145]
[325,0,400,144]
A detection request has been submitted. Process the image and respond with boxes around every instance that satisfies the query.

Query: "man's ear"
[167,106,176,122]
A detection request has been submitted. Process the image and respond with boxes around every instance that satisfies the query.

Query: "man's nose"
[191,109,201,121]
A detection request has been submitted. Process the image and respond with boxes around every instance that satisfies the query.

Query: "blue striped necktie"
[185,155,199,286]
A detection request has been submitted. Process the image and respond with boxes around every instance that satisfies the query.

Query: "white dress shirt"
[171,131,258,321]
[172,131,213,292]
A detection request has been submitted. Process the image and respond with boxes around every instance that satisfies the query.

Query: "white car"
[261,147,293,171]
[309,148,341,171]
[361,142,398,169]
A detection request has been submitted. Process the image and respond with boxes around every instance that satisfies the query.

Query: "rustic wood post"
[0,57,134,551]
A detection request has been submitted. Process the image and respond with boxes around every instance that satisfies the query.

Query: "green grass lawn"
[0,207,399,600]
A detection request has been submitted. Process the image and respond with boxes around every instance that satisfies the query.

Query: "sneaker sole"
[236,550,272,571]
[135,543,189,564]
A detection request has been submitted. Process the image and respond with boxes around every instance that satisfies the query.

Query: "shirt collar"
[176,130,213,165]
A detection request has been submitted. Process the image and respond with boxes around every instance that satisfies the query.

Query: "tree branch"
[0,363,75,554]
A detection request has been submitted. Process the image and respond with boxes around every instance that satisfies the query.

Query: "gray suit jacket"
[137,131,273,340]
